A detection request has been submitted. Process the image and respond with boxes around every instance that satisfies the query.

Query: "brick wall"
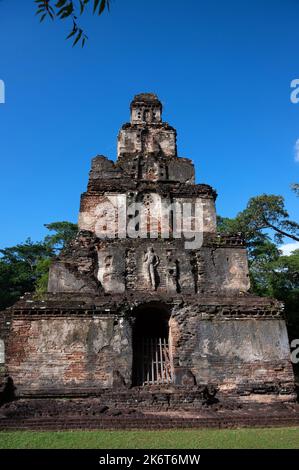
[5,316,132,396]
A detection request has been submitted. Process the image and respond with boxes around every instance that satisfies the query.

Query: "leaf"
[93,0,101,14]
[66,28,77,39]
[57,5,73,18]
[40,13,47,22]
[73,29,83,46]
[99,0,106,15]
[55,0,68,7]
[99,0,110,15]
[48,5,56,14]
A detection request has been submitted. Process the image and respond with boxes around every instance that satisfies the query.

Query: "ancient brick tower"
[0,94,295,403]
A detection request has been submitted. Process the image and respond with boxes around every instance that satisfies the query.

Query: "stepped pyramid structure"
[0,94,295,404]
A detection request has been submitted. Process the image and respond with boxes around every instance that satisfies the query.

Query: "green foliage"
[44,221,78,252]
[217,214,269,258]
[0,222,78,310]
[218,194,299,245]
[218,187,299,246]
[0,238,52,308]
[34,0,111,46]
[217,188,299,340]
[270,250,299,340]
[292,183,299,197]
[0,257,35,309]
[35,257,53,296]
[249,240,281,296]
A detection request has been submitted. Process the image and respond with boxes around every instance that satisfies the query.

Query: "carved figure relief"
[166,251,180,293]
[103,255,113,284]
[96,248,125,293]
[143,246,160,290]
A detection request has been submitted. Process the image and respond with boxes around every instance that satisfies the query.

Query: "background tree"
[217,185,299,342]
[44,221,78,252]
[0,221,77,309]
[218,191,299,244]
[292,183,299,197]
[239,194,299,243]
[267,250,299,341]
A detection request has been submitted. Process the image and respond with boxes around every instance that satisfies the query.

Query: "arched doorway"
[132,303,173,386]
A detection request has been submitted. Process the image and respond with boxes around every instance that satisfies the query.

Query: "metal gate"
[135,337,173,385]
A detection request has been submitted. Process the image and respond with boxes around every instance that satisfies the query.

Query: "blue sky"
[0,0,298,248]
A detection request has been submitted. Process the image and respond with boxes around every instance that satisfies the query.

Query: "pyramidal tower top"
[83,92,197,184]
[117,92,178,163]
[130,93,163,124]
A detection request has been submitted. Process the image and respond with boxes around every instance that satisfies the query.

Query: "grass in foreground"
[0,427,299,449]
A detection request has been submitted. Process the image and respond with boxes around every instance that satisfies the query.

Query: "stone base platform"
[1,394,299,431]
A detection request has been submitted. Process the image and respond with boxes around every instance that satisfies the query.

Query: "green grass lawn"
[0,428,298,449]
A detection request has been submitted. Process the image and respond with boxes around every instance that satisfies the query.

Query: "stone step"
[1,414,299,431]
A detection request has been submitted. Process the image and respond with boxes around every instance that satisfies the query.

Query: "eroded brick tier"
[0,94,295,404]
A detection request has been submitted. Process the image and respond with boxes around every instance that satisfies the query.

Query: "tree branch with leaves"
[218,189,299,245]
[35,0,111,46]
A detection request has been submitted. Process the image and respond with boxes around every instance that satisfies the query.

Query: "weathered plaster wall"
[171,317,294,397]
[118,126,177,159]
[6,317,132,395]
[48,262,98,293]
[97,247,126,293]
[48,236,250,295]
[167,158,195,183]
[79,193,215,235]
[0,340,4,365]
[201,247,250,293]
[5,313,294,400]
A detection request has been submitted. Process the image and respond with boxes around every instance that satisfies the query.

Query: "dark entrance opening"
[132,303,173,386]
